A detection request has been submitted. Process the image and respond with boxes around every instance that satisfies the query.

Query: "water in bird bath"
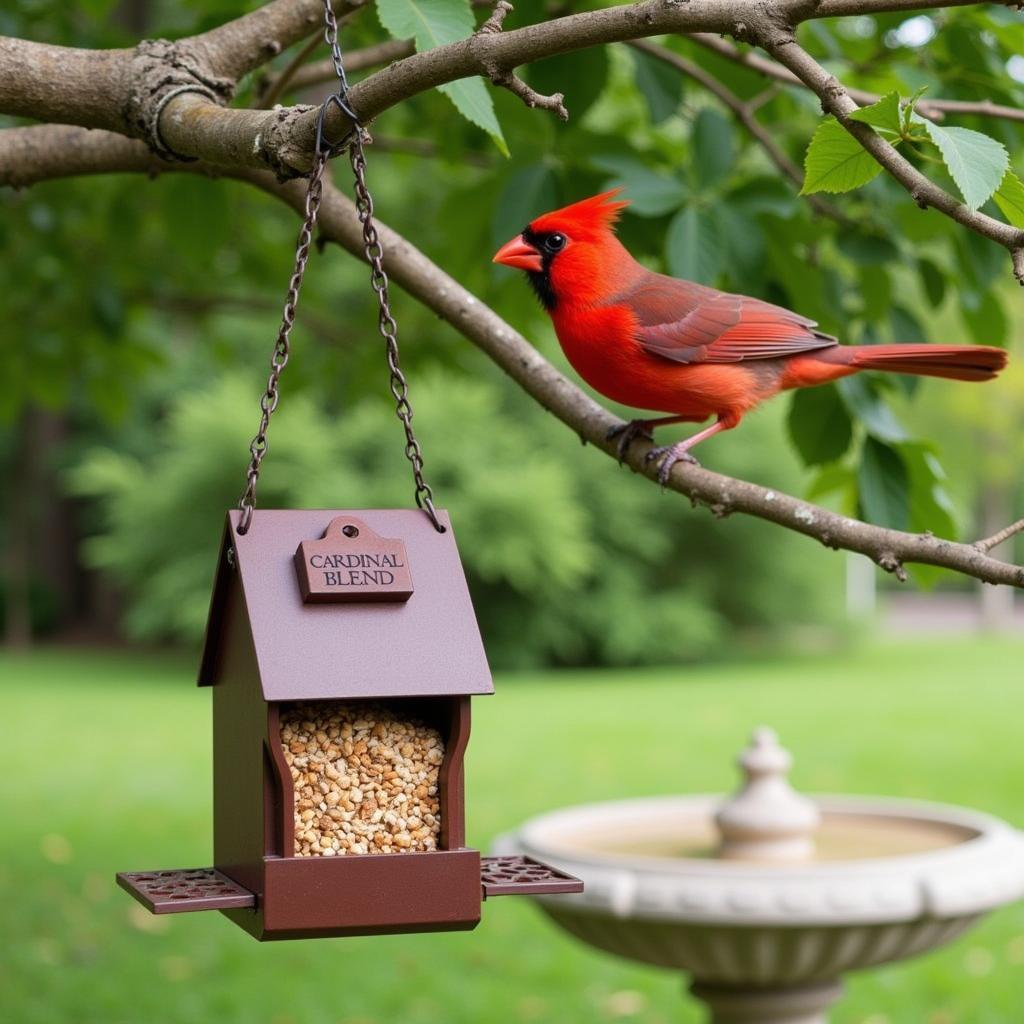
[557,811,978,862]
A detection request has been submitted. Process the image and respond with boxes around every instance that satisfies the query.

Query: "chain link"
[236,0,444,535]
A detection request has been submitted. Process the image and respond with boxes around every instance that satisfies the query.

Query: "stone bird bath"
[497,729,1024,1023]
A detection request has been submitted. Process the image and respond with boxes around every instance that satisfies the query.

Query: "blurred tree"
[69,370,841,666]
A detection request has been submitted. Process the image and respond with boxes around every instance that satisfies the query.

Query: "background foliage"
[1,0,1022,656]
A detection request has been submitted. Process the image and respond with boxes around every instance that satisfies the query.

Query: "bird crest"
[529,188,630,239]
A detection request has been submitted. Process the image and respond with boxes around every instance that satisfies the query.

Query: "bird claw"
[645,443,700,484]
[606,420,654,463]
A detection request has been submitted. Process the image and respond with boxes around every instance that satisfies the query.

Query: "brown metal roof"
[198,509,494,701]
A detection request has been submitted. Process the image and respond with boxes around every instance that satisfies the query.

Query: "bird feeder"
[118,509,581,940]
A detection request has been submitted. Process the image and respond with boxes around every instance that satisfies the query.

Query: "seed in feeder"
[281,701,443,857]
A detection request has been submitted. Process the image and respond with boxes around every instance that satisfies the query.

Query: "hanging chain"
[348,132,443,532]
[236,0,444,535]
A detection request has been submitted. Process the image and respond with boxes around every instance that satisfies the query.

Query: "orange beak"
[493,234,543,272]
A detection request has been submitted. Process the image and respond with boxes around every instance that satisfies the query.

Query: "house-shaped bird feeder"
[118,509,581,940]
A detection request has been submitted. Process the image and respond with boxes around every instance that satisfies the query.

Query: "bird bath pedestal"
[498,729,1024,1024]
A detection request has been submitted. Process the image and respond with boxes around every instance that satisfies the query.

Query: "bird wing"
[617,275,837,365]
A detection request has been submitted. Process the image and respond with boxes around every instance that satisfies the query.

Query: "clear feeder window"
[280,702,444,856]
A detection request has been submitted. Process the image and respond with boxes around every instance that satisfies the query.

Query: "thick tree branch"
[755,31,1024,281]
[2,122,1022,588]
[689,33,1024,125]
[0,125,162,187]
[2,0,1021,179]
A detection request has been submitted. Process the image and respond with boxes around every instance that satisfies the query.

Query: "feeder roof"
[199,509,494,701]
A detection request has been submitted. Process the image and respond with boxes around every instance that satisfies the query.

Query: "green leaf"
[692,109,735,192]
[848,90,903,136]
[902,442,957,540]
[919,121,1008,209]
[801,118,883,195]
[592,155,687,217]
[439,80,508,157]
[491,165,559,249]
[375,0,507,154]
[665,206,721,284]
[838,231,899,265]
[787,384,854,466]
[858,437,909,530]
[960,290,1007,347]
[807,462,856,505]
[917,258,946,306]
[712,201,765,283]
[858,265,892,323]
[993,169,1024,228]
[631,49,683,124]
[838,376,908,443]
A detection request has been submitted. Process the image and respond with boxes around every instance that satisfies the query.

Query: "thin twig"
[475,1,568,120]
[756,31,1024,282]
[975,518,1024,553]
[259,38,415,102]
[255,33,322,108]
[689,33,1024,125]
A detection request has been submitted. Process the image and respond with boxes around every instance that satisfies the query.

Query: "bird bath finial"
[715,727,821,861]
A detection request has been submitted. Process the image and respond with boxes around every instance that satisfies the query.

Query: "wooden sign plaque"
[294,515,414,604]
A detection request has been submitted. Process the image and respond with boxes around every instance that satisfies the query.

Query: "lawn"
[1,639,1023,1024]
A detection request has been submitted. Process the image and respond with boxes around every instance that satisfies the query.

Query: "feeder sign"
[294,515,414,603]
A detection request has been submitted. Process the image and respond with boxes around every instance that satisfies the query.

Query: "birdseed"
[280,702,443,856]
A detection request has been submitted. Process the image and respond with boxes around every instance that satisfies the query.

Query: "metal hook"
[314,92,360,157]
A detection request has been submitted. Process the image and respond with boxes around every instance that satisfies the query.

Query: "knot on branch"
[259,103,322,181]
[876,551,908,582]
[124,39,234,161]
[1013,248,1024,286]
[474,2,569,121]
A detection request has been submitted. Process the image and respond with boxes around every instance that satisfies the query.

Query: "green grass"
[1,640,1023,1024]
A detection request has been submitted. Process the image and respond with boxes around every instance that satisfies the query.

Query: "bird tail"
[844,344,1008,382]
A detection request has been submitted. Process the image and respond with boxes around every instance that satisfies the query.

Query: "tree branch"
[689,33,1024,126]
[627,39,849,223]
[2,122,1022,588]
[755,30,1024,282]
[2,0,1021,179]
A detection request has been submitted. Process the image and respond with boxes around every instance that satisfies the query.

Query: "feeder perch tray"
[118,857,581,914]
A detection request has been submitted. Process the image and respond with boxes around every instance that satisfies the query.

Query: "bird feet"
[606,420,655,463]
[645,443,700,485]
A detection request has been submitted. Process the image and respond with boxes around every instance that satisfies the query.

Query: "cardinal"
[493,189,1008,482]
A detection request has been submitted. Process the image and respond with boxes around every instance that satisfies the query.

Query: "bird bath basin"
[497,729,1024,1023]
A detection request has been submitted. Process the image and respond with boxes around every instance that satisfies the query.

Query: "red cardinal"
[493,189,1008,482]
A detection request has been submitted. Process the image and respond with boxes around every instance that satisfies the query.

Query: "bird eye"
[544,233,567,253]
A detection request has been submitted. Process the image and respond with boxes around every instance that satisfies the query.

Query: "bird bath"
[497,729,1024,1023]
